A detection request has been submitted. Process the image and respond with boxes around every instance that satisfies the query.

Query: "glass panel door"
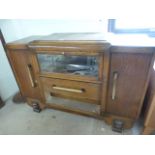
[37,54,99,77]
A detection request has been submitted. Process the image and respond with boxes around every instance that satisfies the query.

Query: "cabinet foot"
[13,92,26,103]
[112,119,124,133]
[32,102,41,113]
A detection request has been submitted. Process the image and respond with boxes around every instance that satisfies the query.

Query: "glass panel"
[37,54,99,77]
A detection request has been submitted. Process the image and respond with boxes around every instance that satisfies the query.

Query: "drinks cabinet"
[6,33,155,131]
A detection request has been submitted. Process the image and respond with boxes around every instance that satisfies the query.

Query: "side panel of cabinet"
[7,50,42,100]
[106,51,152,119]
[143,66,155,134]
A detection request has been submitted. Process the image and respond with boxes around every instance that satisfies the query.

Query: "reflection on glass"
[37,54,99,77]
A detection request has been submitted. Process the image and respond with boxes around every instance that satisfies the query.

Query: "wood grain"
[41,77,101,104]
[106,51,152,119]
[8,50,42,100]
[6,32,155,129]
[142,57,155,134]
[100,49,110,114]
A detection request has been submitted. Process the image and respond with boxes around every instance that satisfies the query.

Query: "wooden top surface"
[6,35,43,50]
[7,33,106,44]
[9,35,43,44]
[7,33,108,50]
[36,33,106,41]
[6,33,155,51]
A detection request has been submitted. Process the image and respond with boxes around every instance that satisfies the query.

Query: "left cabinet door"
[8,50,42,100]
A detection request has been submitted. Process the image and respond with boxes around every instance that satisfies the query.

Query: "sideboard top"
[6,33,155,52]
[7,33,108,50]
[6,35,43,50]
[36,33,106,41]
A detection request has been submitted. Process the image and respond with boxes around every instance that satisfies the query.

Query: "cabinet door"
[8,50,42,100]
[106,51,152,119]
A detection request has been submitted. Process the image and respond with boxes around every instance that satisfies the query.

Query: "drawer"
[41,77,101,104]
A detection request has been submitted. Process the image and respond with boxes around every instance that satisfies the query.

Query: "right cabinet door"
[106,49,152,119]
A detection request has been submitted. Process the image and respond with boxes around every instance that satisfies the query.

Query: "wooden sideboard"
[6,33,155,131]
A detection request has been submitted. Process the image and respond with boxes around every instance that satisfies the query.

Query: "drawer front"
[41,77,101,104]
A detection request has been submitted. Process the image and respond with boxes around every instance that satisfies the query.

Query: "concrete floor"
[0,97,143,135]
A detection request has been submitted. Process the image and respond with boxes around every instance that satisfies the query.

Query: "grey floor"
[0,97,143,135]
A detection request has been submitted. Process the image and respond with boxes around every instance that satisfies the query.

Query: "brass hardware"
[27,64,36,88]
[112,72,118,100]
[52,86,84,93]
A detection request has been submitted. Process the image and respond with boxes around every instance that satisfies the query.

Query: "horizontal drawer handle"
[52,85,85,93]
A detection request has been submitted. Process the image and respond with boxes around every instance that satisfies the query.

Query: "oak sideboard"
[6,33,155,131]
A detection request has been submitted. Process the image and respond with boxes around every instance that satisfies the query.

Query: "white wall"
[0,42,19,101]
[0,19,107,41]
[0,19,108,100]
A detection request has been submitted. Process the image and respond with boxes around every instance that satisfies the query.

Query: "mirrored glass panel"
[37,54,99,77]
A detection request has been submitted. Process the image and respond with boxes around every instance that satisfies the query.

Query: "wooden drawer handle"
[112,72,118,100]
[52,85,85,93]
[27,64,36,88]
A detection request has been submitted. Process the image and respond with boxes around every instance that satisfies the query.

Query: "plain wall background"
[0,41,19,101]
[0,19,108,101]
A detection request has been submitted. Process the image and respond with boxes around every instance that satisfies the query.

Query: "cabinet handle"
[112,72,118,100]
[27,64,36,88]
[52,85,85,93]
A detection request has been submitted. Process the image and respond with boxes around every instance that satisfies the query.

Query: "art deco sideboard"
[6,33,155,131]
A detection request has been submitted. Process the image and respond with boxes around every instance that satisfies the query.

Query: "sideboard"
[6,33,155,131]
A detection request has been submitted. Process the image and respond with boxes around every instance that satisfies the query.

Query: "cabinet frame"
[30,45,107,116]
[6,33,155,129]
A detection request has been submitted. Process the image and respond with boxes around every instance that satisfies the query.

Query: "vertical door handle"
[112,72,118,100]
[27,64,36,88]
